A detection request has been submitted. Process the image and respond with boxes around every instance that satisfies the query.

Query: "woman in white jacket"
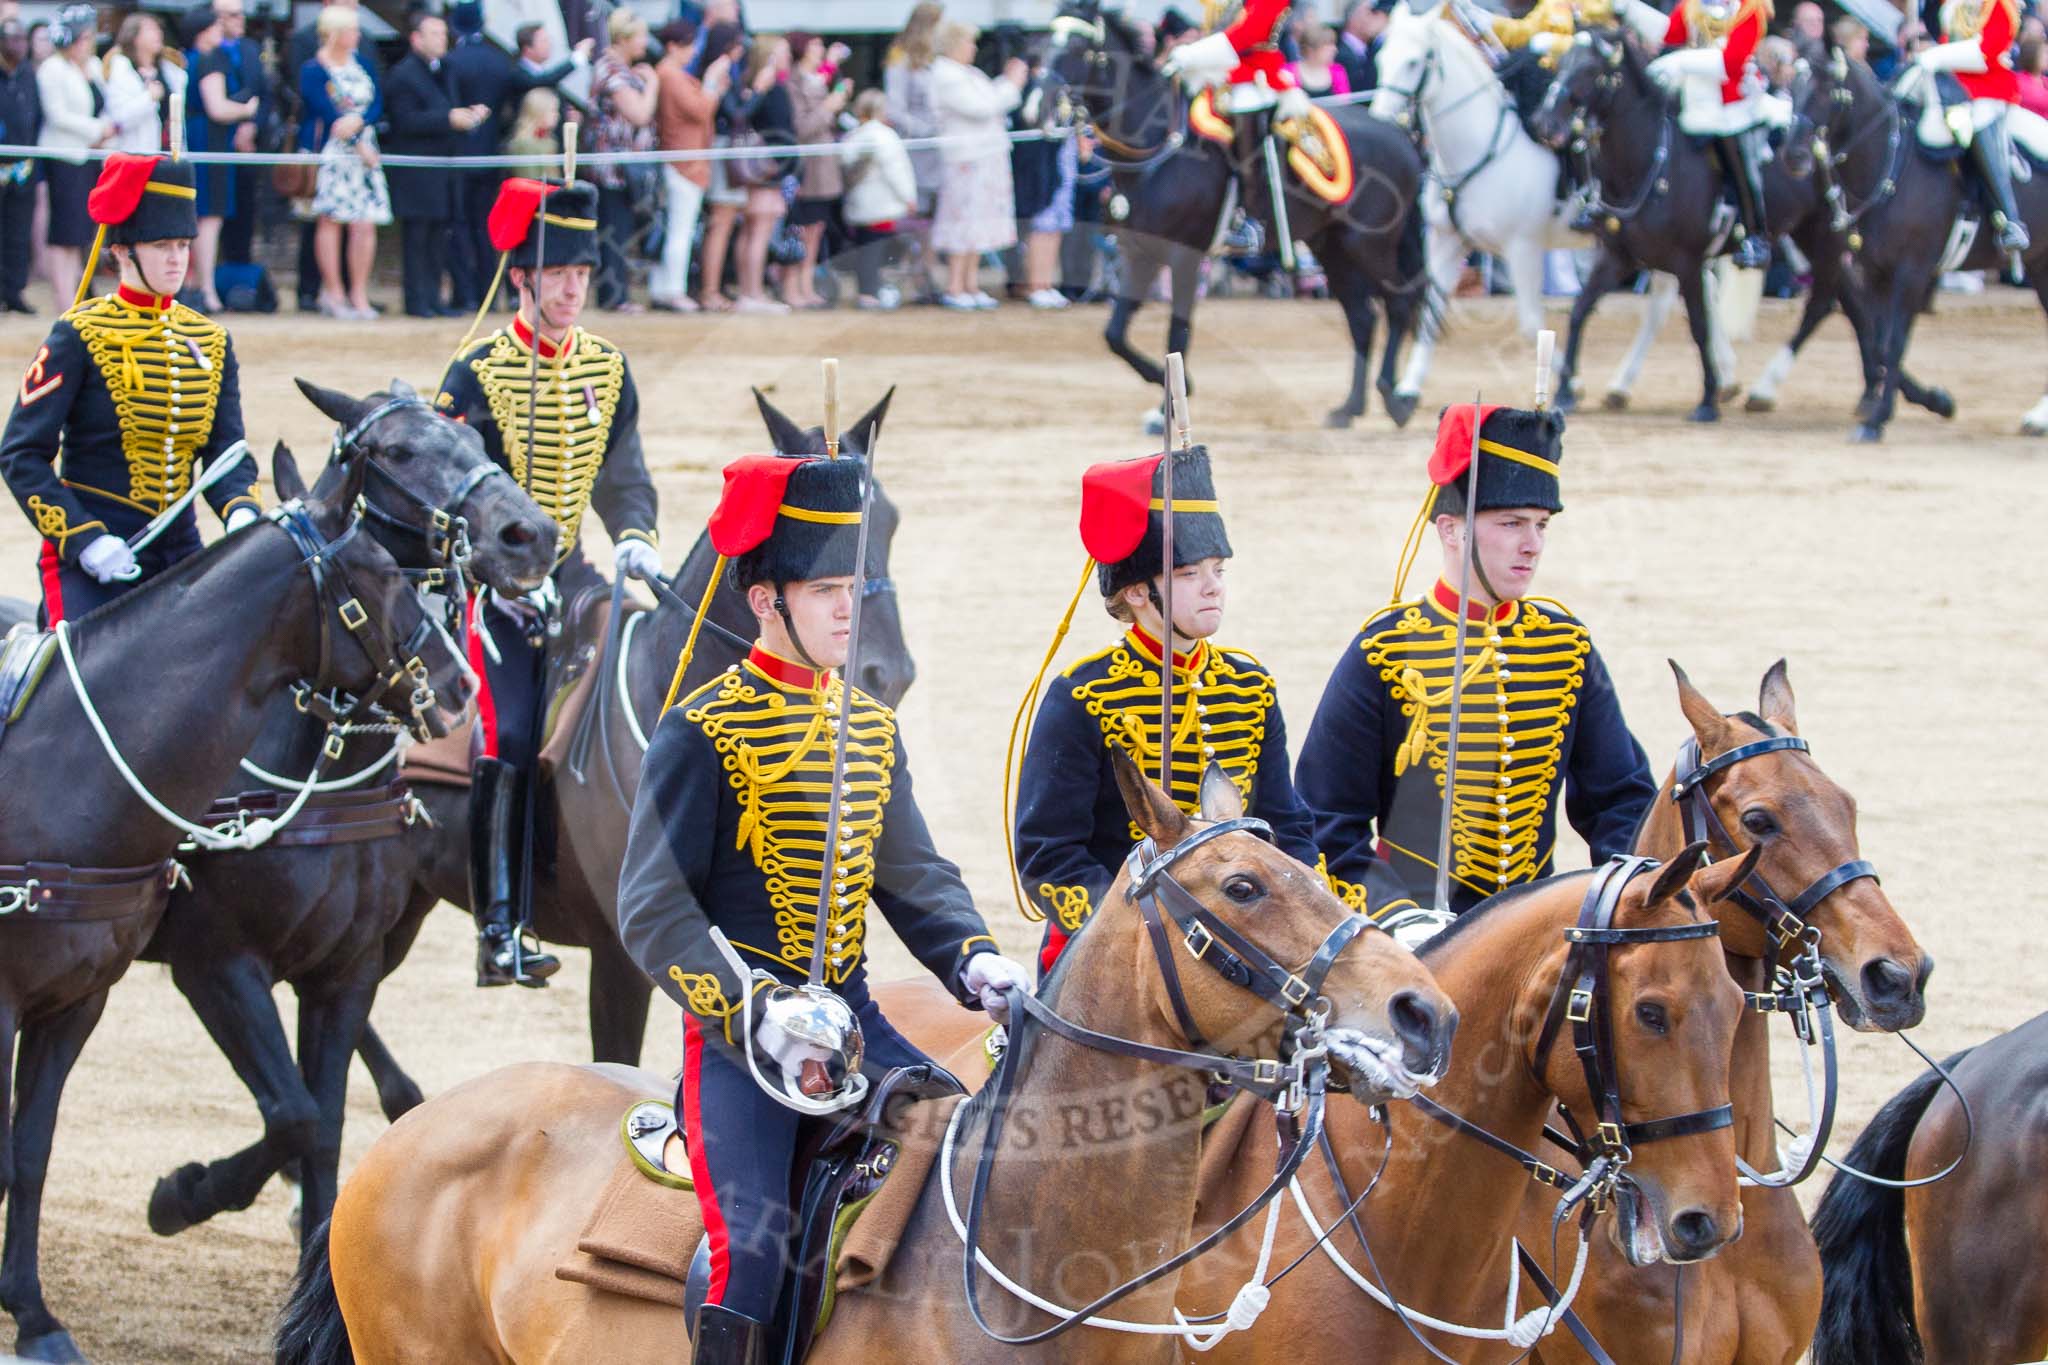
[839,89,920,309]
[928,21,1026,309]
[36,5,112,307]
[103,15,186,157]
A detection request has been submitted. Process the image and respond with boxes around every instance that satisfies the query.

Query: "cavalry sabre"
[1432,388,1484,919]
[1160,352,1191,790]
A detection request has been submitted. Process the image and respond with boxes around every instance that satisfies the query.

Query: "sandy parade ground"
[0,286,2041,1362]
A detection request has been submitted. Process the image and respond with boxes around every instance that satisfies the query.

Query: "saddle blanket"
[1188,89,1357,205]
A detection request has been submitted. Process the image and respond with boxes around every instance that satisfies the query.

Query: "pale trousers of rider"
[650,164,706,305]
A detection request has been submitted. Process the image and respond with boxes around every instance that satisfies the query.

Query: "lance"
[1160,352,1192,791]
[1432,387,1485,918]
[809,359,878,988]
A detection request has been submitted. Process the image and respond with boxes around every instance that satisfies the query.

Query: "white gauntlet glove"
[1276,84,1313,122]
[1166,30,1241,88]
[961,952,1033,1024]
[614,538,662,582]
[79,533,140,584]
[224,505,260,534]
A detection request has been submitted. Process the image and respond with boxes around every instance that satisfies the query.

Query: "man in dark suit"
[289,0,384,311]
[0,18,40,313]
[1336,0,1389,93]
[444,3,587,309]
[384,12,489,316]
[214,0,268,266]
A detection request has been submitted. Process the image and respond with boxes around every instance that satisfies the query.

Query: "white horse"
[1376,0,1738,409]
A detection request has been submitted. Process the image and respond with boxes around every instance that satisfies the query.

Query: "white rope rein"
[936,1092,1282,1349]
[1284,1173,1592,1348]
[1737,995,1825,1188]
[619,608,652,753]
[55,619,325,852]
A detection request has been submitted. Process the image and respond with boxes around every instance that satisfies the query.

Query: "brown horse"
[1811,1009,2045,1365]
[1524,661,1933,1365]
[282,758,1456,1364]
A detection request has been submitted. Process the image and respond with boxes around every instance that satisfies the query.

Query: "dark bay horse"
[347,389,912,1105]
[0,445,460,1365]
[1050,0,1432,429]
[283,758,1454,1364]
[1535,28,1741,422]
[1524,661,1931,1365]
[139,381,556,1257]
[1811,1010,2047,1365]
[1785,45,2048,442]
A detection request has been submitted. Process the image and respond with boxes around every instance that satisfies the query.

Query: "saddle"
[1187,90,1358,204]
[556,1063,966,1356]
[0,623,56,753]
[400,582,638,788]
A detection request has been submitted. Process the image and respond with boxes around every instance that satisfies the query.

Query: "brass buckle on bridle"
[1184,922,1214,961]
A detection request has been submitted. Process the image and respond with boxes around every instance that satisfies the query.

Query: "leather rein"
[961,814,1380,1344]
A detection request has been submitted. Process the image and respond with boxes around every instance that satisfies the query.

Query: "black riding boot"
[1719,135,1770,269]
[692,1305,767,1365]
[1974,112,2031,254]
[468,757,559,988]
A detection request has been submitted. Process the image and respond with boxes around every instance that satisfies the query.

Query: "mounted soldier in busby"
[435,173,661,987]
[0,152,258,625]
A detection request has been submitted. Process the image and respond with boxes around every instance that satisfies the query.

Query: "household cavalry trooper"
[1294,404,1656,926]
[0,152,259,625]
[434,177,662,988]
[617,451,1030,1365]
[1646,0,1784,268]
[1011,444,1322,977]
[1913,0,2030,252]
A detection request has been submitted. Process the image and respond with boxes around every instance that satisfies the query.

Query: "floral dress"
[310,60,391,225]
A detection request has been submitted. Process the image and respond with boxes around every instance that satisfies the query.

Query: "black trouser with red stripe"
[35,515,203,627]
[677,982,938,1323]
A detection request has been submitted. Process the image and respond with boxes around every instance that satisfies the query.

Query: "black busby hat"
[1428,404,1565,520]
[721,456,866,590]
[90,154,198,247]
[1081,445,1233,599]
[487,177,600,272]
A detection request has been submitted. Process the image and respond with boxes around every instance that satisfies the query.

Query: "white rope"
[1284,1174,1592,1346]
[618,608,651,753]
[1738,994,1827,1188]
[55,620,324,852]
[238,735,399,793]
[936,1094,1279,1347]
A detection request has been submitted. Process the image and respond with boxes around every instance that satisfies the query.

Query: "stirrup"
[477,925,560,988]
[1732,233,1769,269]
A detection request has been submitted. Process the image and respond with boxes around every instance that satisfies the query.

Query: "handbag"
[726,125,785,188]
[271,160,319,199]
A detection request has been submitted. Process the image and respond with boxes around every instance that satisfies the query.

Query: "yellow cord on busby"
[1002,556,1098,923]
[661,553,729,713]
[447,251,511,370]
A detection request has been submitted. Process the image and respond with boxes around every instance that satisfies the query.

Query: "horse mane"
[1094,4,1156,70]
[1416,868,1598,962]
[65,527,247,630]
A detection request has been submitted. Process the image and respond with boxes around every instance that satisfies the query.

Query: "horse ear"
[753,387,815,456]
[272,441,307,504]
[1111,747,1190,849]
[388,377,419,402]
[845,387,896,460]
[1643,840,1711,908]
[294,377,372,430]
[1690,842,1764,907]
[335,441,371,512]
[1757,659,1798,736]
[1669,659,1736,760]
[1197,763,1244,824]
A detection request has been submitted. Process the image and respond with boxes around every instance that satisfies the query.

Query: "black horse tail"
[1810,1047,1972,1365]
[275,1217,354,1365]
[1395,190,1444,341]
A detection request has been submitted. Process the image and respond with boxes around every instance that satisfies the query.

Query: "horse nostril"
[1671,1209,1721,1256]
[499,520,537,548]
[1914,954,1936,994]
[1861,957,1916,1006]
[1388,990,1448,1074]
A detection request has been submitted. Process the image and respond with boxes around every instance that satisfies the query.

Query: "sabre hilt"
[822,358,841,459]
[1165,352,1191,452]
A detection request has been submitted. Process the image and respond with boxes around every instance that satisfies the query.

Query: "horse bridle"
[1546,34,1674,227]
[1049,11,1188,173]
[961,814,1382,1344]
[273,499,440,744]
[1408,856,1730,1231]
[331,396,513,590]
[1789,57,1902,238]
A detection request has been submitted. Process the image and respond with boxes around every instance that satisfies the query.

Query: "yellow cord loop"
[1389,486,1439,610]
[662,553,728,713]
[732,687,831,863]
[1002,556,1097,924]
[1393,646,1497,775]
[447,250,510,370]
[73,223,107,309]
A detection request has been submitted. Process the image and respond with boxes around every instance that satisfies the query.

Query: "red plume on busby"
[1080,445,1232,598]
[485,177,599,268]
[88,153,197,245]
[1427,404,1565,519]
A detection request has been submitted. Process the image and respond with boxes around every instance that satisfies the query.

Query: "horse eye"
[1223,874,1264,905]
[1635,1002,1670,1035]
[1740,808,1777,838]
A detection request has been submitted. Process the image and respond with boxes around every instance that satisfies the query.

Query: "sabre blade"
[1432,391,1485,918]
[808,419,881,987]
[1158,353,1191,791]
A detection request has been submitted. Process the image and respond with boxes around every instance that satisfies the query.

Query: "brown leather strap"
[0,859,181,922]
[193,779,419,849]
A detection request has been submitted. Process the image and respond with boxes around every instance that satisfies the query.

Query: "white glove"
[1276,83,1313,122]
[754,1010,834,1076]
[961,952,1032,1024]
[1648,48,1726,87]
[224,505,260,534]
[1166,30,1241,89]
[1529,30,1562,56]
[1916,39,1988,75]
[614,538,662,582]
[79,533,140,584]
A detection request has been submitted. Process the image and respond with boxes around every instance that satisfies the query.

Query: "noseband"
[332,396,513,589]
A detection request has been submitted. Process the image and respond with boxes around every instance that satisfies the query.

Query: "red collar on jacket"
[1430,578,1518,624]
[511,314,573,359]
[746,644,830,692]
[1127,625,1208,673]
[115,284,175,312]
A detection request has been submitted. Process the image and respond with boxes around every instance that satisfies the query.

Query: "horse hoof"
[1927,389,1957,420]
[1323,406,1358,430]
[147,1162,207,1237]
[1140,408,1166,437]
[1743,394,1776,413]
[1687,404,1719,423]
[1602,391,1629,411]
[1850,424,1884,444]
[1383,391,1419,429]
[1718,383,1743,404]
[15,1329,88,1363]
[1554,388,1579,414]
[377,1076,426,1121]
